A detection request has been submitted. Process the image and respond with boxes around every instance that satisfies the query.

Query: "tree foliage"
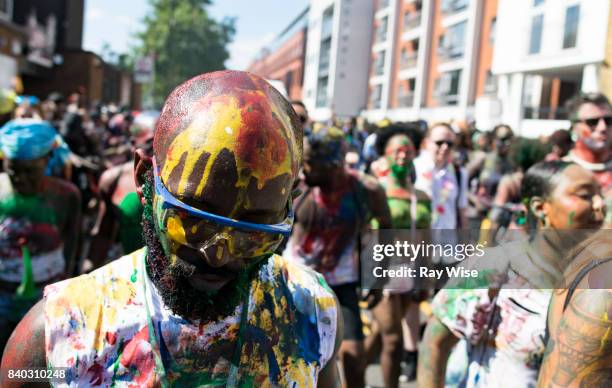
[135,0,235,106]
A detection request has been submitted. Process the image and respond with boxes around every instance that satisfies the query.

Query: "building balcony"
[404,12,421,30]
[441,0,469,17]
[435,94,459,106]
[397,93,414,107]
[400,54,418,69]
[523,106,569,120]
[437,47,464,63]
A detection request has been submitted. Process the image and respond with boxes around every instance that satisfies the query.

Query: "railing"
[523,106,569,120]
[400,54,418,69]
[441,0,469,16]
[438,47,464,63]
[397,93,415,107]
[404,11,421,30]
[435,94,459,106]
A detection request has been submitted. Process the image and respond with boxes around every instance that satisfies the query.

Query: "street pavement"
[366,364,417,388]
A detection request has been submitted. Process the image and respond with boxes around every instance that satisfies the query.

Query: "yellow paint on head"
[160,92,298,214]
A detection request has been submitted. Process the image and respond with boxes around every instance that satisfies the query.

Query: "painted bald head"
[153,70,302,222]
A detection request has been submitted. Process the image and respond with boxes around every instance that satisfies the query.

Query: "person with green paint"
[366,123,431,386]
[0,119,81,351]
[86,110,160,271]
[1,71,342,387]
[418,161,604,388]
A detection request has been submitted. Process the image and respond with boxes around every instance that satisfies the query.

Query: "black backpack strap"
[562,257,612,312]
[452,163,463,228]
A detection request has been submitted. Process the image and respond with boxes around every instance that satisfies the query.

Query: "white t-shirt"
[413,152,468,229]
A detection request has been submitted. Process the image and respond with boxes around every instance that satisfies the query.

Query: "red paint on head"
[153,70,301,170]
[235,91,288,176]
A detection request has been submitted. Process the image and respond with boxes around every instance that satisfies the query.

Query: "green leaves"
[135,0,236,107]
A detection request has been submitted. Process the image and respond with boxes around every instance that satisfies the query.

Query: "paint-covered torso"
[284,170,371,286]
[0,173,66,285]
[44,249,338,387]
[376,173,430,229]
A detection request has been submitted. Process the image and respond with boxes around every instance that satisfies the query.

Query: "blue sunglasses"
[152,158,294,236]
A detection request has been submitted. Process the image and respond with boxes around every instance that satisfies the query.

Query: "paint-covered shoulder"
[274,254,337,312]
[44,176,80,197]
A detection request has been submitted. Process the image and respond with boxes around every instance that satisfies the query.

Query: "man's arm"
[63,187,82,276]
[418,316,459,388]
[538,263,612,387]
[1,300,47,388]
[317,295,344,388]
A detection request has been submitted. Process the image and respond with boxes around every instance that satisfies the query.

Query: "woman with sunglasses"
[365,123,431,386]
[418,161,604,388]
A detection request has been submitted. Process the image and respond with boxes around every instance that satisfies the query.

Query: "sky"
[83,0,308,70]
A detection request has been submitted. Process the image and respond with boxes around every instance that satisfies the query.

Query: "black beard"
[141,171,266,322]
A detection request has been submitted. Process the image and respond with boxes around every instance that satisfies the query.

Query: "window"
[316,77,329,107]
[378,0,390,10]
[434,70,461,105]
[404,10,421,30]
[397,79,415,107]
[377,16,388,43]
[489,17,497,45]
[374,51,386,76]
[0,0,12,19]
[533,0,544,6]
[528,14,543,54]
[563,5,580,49]
[400,44,417,69]
[439,21,466,60]
[484,70,497,94]
[321,6,334,40]
[370,85,382,109]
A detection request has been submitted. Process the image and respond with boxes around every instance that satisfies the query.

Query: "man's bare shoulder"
[44,176,80,198]
[0,300,46,387]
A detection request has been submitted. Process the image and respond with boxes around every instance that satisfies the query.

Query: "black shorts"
[330,282,364,341]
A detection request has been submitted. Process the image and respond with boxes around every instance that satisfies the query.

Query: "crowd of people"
[0,71,610,387]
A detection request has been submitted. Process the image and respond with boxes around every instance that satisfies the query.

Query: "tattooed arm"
[538,260,612,387]
[418,315,459,388]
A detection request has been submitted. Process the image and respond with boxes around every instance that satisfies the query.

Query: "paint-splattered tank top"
[284,171,371,286]
[44,248,338,387]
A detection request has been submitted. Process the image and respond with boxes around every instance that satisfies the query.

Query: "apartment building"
[364,0,496,125]
[493,0,612,137]
[302,0,375,121]
[247,8,309,101]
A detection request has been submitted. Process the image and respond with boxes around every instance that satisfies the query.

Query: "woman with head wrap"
[0,119,81,350]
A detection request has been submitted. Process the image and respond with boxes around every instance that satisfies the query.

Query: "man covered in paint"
[0,119,81,350]
[284,126,392,388]
[1,71,342,387]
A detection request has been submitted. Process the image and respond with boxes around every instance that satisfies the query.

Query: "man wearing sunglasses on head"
[564,94,612,216]
[1,71,342,387]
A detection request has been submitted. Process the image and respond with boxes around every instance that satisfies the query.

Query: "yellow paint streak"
[315,296,336,311]
[47,268,137,352]
[161,97,243,196]
[166,216,187,244]
[161,92,297,204]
